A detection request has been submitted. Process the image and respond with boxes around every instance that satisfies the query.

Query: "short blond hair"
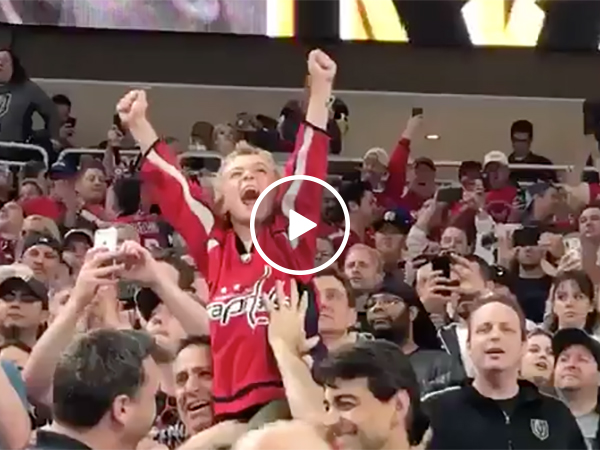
[213,142,280,215]
[22,215,61,242]
[346,243,384,272]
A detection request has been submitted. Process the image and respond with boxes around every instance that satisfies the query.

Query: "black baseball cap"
[0,264,48,309]
[21,233,61,255]
[373,210,412,235]
[64,229,93,248]
[414,157,436,171]
[553,328,600,368]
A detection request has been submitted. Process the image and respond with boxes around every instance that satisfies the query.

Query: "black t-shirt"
[512,275,553,323]
[508,152,556,183]
[496,395,519,419]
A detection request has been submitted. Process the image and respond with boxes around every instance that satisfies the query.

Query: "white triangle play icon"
[288,209,317,241]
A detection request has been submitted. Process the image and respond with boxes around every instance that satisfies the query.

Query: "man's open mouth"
[241,187,260,205]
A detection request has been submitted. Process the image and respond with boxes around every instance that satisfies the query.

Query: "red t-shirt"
[485,186,518,223]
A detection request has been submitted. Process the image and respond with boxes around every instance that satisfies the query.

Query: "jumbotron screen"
[0,0,296,36]
[0,0,597,49]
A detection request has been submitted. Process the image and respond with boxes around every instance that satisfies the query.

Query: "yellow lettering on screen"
[340,0,407,41]
[461,0,544,46]
[267,0,294,37]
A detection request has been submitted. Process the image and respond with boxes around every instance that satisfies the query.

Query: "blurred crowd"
[0,44,598,450]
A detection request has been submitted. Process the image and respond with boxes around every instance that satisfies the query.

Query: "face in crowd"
[19,181,43,201]
[344,245,384,294]
[76,167,108,204]
[440,226,470,256]
[0,280,47,339]
[484,162,510,190]
[0,202,23,234]
[348,189,378,225]
[554,344,600,395]
[579,206,600,242]
[374,224,405,265]
[468,299,525,374]
[550,273,595,331]
[515,244,544,271]
[173,338,213,435]
[520,331,554,386]
[361,152,387,189]
[409,162,436,199]
[366,293,413,344]
[314,274,356,339]
[219,150,279,225]
[315,237,335,268]
[20,242,61,285]
[62,233,92,275]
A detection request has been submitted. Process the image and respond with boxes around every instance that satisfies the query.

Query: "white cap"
[483,150,509,167]
[363,147,389,167]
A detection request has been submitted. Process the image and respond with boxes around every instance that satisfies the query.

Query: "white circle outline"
[250,174,350,276]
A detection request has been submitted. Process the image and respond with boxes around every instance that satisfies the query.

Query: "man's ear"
[408,305,419,322]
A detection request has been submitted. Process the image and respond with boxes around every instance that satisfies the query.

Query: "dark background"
[2,0,600,99]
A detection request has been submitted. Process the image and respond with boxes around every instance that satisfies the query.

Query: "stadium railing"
[0,142,49,168]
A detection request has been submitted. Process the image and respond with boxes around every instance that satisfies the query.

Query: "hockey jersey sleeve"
[384,137,411,203]
[279,123,329,271]
[140,141,215,277]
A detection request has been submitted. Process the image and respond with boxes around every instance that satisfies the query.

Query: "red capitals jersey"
[141,123,328,417]
[114,212,170,250]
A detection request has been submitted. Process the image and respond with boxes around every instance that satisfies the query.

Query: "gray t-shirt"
[576,411,599,450]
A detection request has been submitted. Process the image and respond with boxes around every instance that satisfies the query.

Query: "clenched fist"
[116,90,148,128]
[307,49,336,85]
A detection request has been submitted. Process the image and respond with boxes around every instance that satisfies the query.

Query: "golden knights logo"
[530,419,549,441]
[0,93,12,118]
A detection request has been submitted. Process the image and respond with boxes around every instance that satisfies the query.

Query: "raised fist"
[307,49,336,84]
[116,90,148,127]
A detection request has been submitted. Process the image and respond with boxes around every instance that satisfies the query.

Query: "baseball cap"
[483,151,509,167]
[368,281,440,351]
[0,264,48,308]
[21,232,61,255]
[553,328,600,368]
[64,229,93,248]
[20,197,62,222]
[413,156,436,171]
[373,210,412,235]
[363,147,389,167]
[48,160,77,180]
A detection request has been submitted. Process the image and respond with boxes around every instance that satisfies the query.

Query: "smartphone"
[117,280,138,307]
[412,107,423,117]
[436,187,463,205]
[563,236,582,254]
[431,254,452,278]
[66,117,77,127]
[513,227,541,248]
[94,227,119,251]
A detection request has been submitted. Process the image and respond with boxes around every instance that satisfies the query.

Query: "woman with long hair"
[545,270,599,336]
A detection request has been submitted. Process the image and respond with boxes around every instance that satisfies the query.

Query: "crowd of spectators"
[0,43,599,450]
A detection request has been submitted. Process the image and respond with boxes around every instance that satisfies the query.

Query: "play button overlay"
[250,174,350,276]
[288,209,317,241]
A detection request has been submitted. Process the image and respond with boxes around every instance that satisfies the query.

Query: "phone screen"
[412,107,423,117]
[431,255,452,278]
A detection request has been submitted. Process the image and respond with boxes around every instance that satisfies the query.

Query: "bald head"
[234,421,330,450]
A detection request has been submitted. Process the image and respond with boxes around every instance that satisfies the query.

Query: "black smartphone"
[113,113,126,133]
[66,117,77,127]
[431,254,452,278]
[412,107,423,117]
[513,227,541,247]
[583,99,600,136]
[436,187,463,205]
